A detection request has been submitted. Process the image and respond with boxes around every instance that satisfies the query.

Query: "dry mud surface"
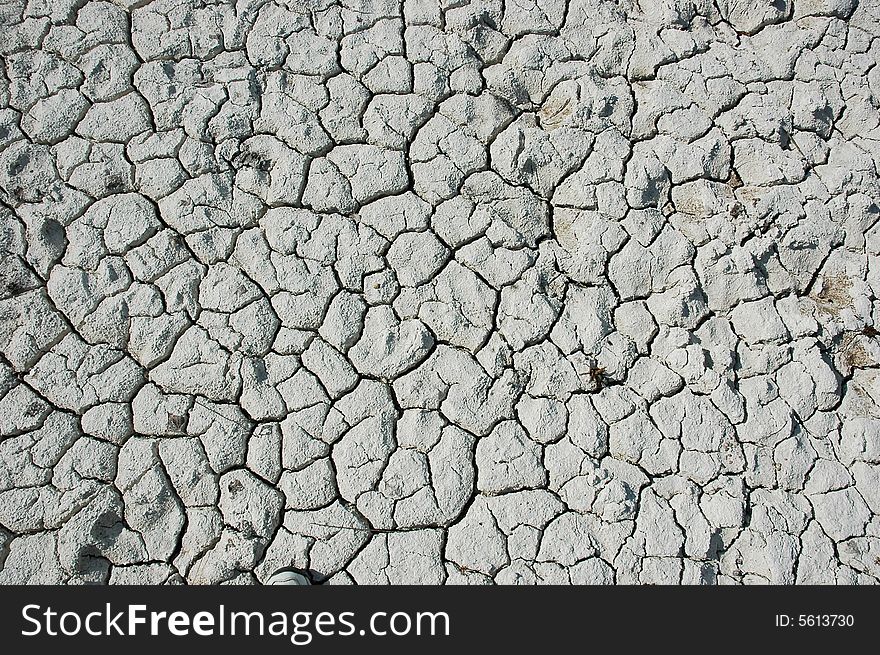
[1,0,880,585]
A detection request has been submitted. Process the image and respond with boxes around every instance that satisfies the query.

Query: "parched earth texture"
[1,0,880,585]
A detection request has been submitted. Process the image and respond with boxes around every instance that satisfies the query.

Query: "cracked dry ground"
[1,0,880,587]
